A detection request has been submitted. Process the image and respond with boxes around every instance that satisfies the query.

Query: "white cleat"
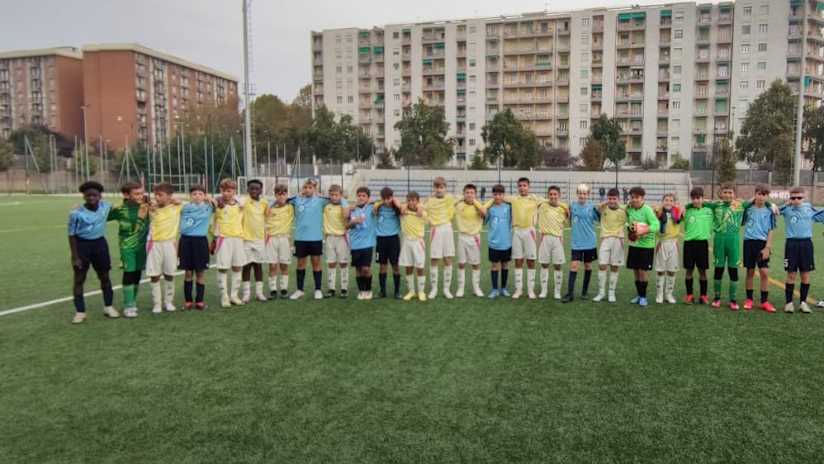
[151,305,163,314]
[554,291,562,300]
[800,302,812,314]
[102,306,120,318]
[363,291,373,301]
[538,290,548,299]
[71,312,86,324]
[592,292,605,302]
[455,288,465,298]
[314,289,324,300]
[784,302,795,313]
[527,291,537,300]
[230,297,244,306]
[666,295,678,304]
[473,287,484,298]
[256,292,268,302]
[164,303,176,312]
[123,308,138,318]
[356,292,364,300]
[289,290,304,301]
[221,294,231,308]
[655,295,664,304]
[608,292,616,303]
[428,290,438,300]
[443,290,454,300]
[241,294,251,304]
[512,289,523,300]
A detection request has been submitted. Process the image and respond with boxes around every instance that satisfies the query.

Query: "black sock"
[491,270,499,289]
[393,273,401,294]
[355,276,363,291]
[582,270,592,295]
[102,281,114,307]
[362,274,371,291]
[184,280,194,302]
[501,269,509,288]
[379,273,387,292]
[73,294,85,313]
[786,283,795,303]
[297,269,306,291]
[801,283,810,302]
[746,289,754,300]
[760,291,768,304]
[685,278,694,296]
[634,280,641,296]
[640,281,648,298]
[196,283,205,303]
[567,271,577,296]
[313,271,322,290]
[699,279,708,297]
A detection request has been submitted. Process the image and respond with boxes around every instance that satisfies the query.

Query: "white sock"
[443,265,453,292]
[666,275,675,298]
[554,270,563,293]
[514,268,523,291]
[609,271,619,294]
[218,272,229,296]
[527,268,536,293]
[406,274,415,292]
[417,273,426,293]
[255,281,264,296]
[457,268,466,292]
[540,268,549,294]
[269,276,278,292]
[340,267,349,290]
[242,281,251,299]
[472,269,481,291]
[656,276,665,299]
[231,271,242,298]
[430,267,439,293]
[151,281,162,307]
[597,270,607,295]
[164,278,175,305]
[279,274,289,292]
[328,266,337,291]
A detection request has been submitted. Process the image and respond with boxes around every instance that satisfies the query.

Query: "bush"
[669,154,689,170]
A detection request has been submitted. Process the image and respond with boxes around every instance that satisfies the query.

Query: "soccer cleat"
[326,290,337,298]
[527,290,537,300]
[394,292,402,300]
[743,299,754,310]
[561,294,574,303]
[124,308,138,318]
[165,303,176,312]
[608,292,616,303]
[289,290,304,301]
[270,290,279,299]
[402,291,416,301]
[379,290,388,299]
[592,292,605,302]
[279,290,289,298]
[72,312,87,324]
[581,292,589,300]
[760,302,776,313]
[428,289,438,300]
[152,305,163,314]
[473,287,484,298]
[363,291,373,301]
[538,290,548,299]
[630,296,640,305]
[800,302,812,314]
[230,297,243,306]
[818,300,824,308]
[665,294,677,305]
[684,294,695,305]
[554,290,562,300]
[195,302,207,311]
[220,294,231,308]
[102,306,120,318]
[699,295,710,305]
[184,302,194,310]
[638,297,649,307]
[500,289,511,298]
[655,294,664,304]
[729,302,739,311]
[241,295,251,304]
[418,291,428,302]
[340,289,348,299]
[711,299,721,309]
[511,289,523,300]
[356,292,364,301]
[256,292,268,302]
[784,302,795,313]
[444,290,454,300]
[488,289,500,299]
[314,290,323,300]
[455,287,465,298]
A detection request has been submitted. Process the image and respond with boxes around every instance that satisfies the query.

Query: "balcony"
[422,67,445,76]
[618,21,646,32]
[718,13,732,24]
[556,128,569,137]
[423,82,445,91]
[658,92,669,100]
[422,33,445,43]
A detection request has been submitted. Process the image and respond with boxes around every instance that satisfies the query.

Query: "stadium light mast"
[793,1,807,187]
[242,0,254,176]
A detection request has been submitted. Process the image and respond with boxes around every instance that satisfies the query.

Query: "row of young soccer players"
[67,176,823,323]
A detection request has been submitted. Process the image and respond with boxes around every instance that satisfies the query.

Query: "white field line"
[0,265,216,317]
[0,225,64,234]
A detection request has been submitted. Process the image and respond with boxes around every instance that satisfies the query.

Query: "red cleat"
[684,294,695,305]
[729,301,740,311]
[195,302,207,311]
[711,299,721,309]
[184,302,193,310]
[760,302,776,313]
[743,299,753,311]
[699,295,710,305]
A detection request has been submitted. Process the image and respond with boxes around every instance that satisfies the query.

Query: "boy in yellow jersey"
[425,177,457,300]
[399,191,428,301]
[146,182,183,314]
[505,177,544,299]
[654,193,683,304]
[265,184,294,299]
[323,184,350,298]
[593,188,627,303]
[241,179,269,303]
[454,184,486,298]
[213,178,248,308]
[537,185,569,300]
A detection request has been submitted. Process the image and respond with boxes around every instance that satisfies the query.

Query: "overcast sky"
[2,0,720,102]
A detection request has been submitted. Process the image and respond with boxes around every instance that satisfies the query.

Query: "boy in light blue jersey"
[563,184,600,303]
[779,187,824,313]
[374,187,402,298]
[67,181,117,324]
[485,184,513,298]
[741,185,776,312]
[347,186,377,300]
[179,184,215,310]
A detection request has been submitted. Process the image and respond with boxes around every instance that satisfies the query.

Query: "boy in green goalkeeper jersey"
[705,183,745,310]
[107,182,150,318]
[682,187,714,305]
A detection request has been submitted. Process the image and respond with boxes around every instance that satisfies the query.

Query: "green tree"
[305,107,374,164]
[395,99,453,167]
[481,109,539,169]
[590,115,625,169]
[803,104,824,172]
[669,153,689,170]
[736,80,795,183]
[716,137,737,184]
[469,151,488,169]
[0,138,13,172]
[541,147,573,168]
[579,138,605,170]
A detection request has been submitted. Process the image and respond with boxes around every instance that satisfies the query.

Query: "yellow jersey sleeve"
[242,198,267,241]
[323,203,347,236]
[401,209,427,239]
[149,203,182,241]
[455,201,483,236]
[509,194,543,229]
[265,204,294,236]
[425,194,456,226]
[215,203,244,238]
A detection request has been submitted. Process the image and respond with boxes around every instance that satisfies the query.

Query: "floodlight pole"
[242,0,254,177]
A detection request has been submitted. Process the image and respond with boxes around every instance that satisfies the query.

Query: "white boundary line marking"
[0,265,217,317]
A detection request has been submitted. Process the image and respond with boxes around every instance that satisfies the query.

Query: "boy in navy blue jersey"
[485,184,513,299]
[68,181,118,324]
[779,187,824,313]
[741,185,777,312]
[347,187,377,300]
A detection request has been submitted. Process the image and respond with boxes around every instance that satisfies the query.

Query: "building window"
[580,33,589,43]
[347,65,353,73]
[743,6,752,16]
[741,44,750,54]
[337,96,343,104]
[348,96,354,103]
[336,65,342,73]
[741,62,750,73]
[759,5,769,16]
[739,80,749,89]
[580,69,589,78]
[673,48,683,58]
[469,138,475,146]
[674,29,683,39]
[673,65,682,75]
[674,13,684,23]
[758,24,768,34]
[742,25,751,35]
[579,119,588,129]
[580,87,588,96]
[756,80,766,89]
[673,83,681,93]
[757,61,767,71]
[758,43,767,52]
[582,17,590,27]
[672,100,680,110]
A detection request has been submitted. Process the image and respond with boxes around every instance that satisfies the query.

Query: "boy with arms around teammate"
[213,179,247,308]
[536,186,568,300]
[708,183,745,310]
[178,185,214,310]
[146,182,183,314]
[593,188,627,303]
[779,187,824,313]
[563,184,600,303]
[486,184,513,299]
[626,186,660,307]
[454,184,486,298]
[398,192,428,301]
[107,182,150,318]
[347,187,377,300]
[241,179,269,303]
[265,184,294,298]
[374,187,402,298]
[682,187,713,305]
[501,177,543,300]
[741,185,777,312]
[323,184,350,298]
[425,177,457,300]
[654,193,682,305]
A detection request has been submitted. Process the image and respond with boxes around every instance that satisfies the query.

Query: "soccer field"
[2,195,824,463]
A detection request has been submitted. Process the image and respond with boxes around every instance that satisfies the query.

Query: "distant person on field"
[454,183,486,298]
[178,184,214,311]
[107,181,150,318]
[593,188,627,304]
[241,179,270,303]
[373,187,403,298]
[536,185,569,300]
[265,184,294,299]
[424,177,458,300]
[741,185,777,313]
[779,187,824,313]
[398,191,428,301]
[485,184,513,299]
[625,186,660,307]
[563,184,600,303]
[146,182,183,314]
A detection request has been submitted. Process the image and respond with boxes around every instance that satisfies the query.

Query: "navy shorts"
[784,238,815,273]
[178,235,210,271]
[351,248,374,268]
[75,237,111,272]
[375,235,400,265]
[489,248,512,263]
[294,240,323,258]
[571,248,598,263]
[743,239,769,269]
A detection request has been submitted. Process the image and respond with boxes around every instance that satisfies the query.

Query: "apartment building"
[312,0,824,168]
[82,43,238,151]
[0,47,84,140]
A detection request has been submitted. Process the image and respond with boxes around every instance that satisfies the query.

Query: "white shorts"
[655,238,679,273]
[244,239,266,264]
[538,235,565,265]
[399,237,426,269]
[512,227,537,260]
[599,236,625,267]
[215,236,247,269]
[457,233,482,266]
[146,240,178,277]
[325,235,350,264]
[265,235,291,265]
[429,223,455,259]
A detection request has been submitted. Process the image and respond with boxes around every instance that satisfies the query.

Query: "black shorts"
[683,240,709,270]
[178,235,210,271]
[375,235,400,265]
[489,248,512,263]
[294,240,323,258]
[74,237,111,272]
[627,246,654,270]
[351,248,374,268]
[743,239,769,269]
[571,248,597,263]
[784,238,815,273]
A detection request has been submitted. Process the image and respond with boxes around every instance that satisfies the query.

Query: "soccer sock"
[491,270,500,290]
[242,282,251,300]
[184,280,193,302]
[218,272,228,296]
[656,276,665,299]
[362,274,372,292]
[340,267,349,291]
[713,268,724,299]
[255,281,264,297]
[471,269,481,292]
[801,283,810,302]
[640,281,648,298]
[102,279,114,307]
[728,267,738,302]
[608,271,619,294]
[279,275,289,292]
[296,269,306,291]
[514,268,523,291]
[417,273,426,293]
[151,281,162,307]
[597,270,607,295]
[501,269,509,288]
[685,278,694,296]
[231,272,242,298]
[634,280,641,296]
[430,267,439,294]
[760,290,769,304]
[699,279,708,297]
[554,270,563,294]
[269,276,278,292]
[582,270,592,295]
[527,268,536,294]
[122,285,136,309]
[665,275,675,299]
[785,283,795,303]
[73,294,86,313]
[195,283,205,303]
[328,267,337,291]
[443,265,453,292]
[379,272,387,293]
[540,268,550,294]
[567,271,577,296]
[405,274,415,293]
[746,289,754,300]
[313,271,323,291]
[457,268,466,292]
[393,273,401,294]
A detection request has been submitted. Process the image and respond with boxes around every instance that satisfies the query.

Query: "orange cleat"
[760,302,776,313]
[743,299,753,311]
[729,302,740,311]
[684,294,695,305]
